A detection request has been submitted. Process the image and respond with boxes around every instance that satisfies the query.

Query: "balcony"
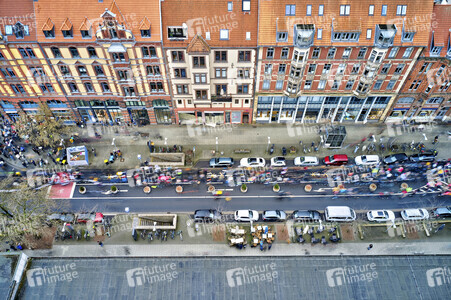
[374,24,396,49]
[294,24,314,48]
[211,95,232,102]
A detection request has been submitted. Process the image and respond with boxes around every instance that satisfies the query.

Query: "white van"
[325,206,356,222]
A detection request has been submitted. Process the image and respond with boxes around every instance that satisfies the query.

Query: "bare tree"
[13,103,70,148]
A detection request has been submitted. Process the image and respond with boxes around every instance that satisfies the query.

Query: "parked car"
[383,153,408,165]
[294,156,319,166]
[262,210,287,221]
[239,157,266,168]
[431,207,451,219]
[194,209,222,222]
[367,210,395,222]
[323,154,349,166]
[76,212,104,223]
[355,155,380,166]
[46,213,75,223]
[209,157,234,168]
[324,206,356,222]
[270,157,286,167]
[292,210,321,222]
[409,153,435,162]
[400,208,429,221]
[234,210,259,222]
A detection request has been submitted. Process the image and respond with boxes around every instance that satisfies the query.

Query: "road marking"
[70,182,76,198]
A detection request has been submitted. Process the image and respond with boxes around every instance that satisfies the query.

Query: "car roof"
[404,209,422,216]
[333,154,348,159]
[435,207,451,213]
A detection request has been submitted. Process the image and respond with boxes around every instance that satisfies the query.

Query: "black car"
[383,153,408,164]
[409,153,435,162]
[292,210,321,222]
[194,209,222,222]
[431,207,451,219]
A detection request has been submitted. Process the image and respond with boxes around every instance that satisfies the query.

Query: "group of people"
[104,149,123,165]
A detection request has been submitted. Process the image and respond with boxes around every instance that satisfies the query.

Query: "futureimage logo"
[226,264,278,287]
[426,267,451,287]
[26,264,78,287]
[326,264,378,287]
[126,264,178,287]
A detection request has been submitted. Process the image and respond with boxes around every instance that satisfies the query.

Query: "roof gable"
[42,18,54,31]
[79,17,92,31]
[187,35,210,54]
[60,18,73,31]
[139,17,151,30]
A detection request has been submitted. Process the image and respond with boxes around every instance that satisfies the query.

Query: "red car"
[76,212,104,223]
[323,154,349,166]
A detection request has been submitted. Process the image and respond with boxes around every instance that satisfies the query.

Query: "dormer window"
[430,32,443,57]
[168,27,187,39]
[402,32,415,42]
[62,29,73,38]
[294,24,314,48]
[5,22,29,39]
[375,24,396,48]
[43,29,55,38]
[61,18,73,38]
[81,30,91,38]
[141,30,150,38]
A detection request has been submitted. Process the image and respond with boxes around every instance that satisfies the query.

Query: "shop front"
[205,112,224,125]
[128,108,150,125]
[152,100,171,124]
[178,112,197,124]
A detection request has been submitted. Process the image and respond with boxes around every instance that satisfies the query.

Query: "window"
[357,48,367,59]
[87,47,97,58]
[150,82,164,92]
[438,81,451,92]
[81,30,91,38]
[51,47,62,58]
[205,32,210,40]
[177,99,183,106]
[386,80,396,90]
[262,80,270,90]
[141,29,151,38]
[68,82,78,92]
[0,68,8,77]
[19,48,28,57]
[351,64,360,74]
[408,80,422,91]
[118,70,128,80]
[419,62,432,73]
[312,48,320,58]
[215,68,227,78]
[287,82,297,93]
[78,65,87,76]
[318,80,326,89]
[215,85,227,95]
[289,66,302,77]
[177,85,189,94]
[381,5,387,16]
[430,46,442,56]
[84,82,94,92]
[275,80,283,90]
[237,69,250,78]
[277,32,288,42]
[373,80,383,90]
[246,32,251,40]
[345,80,354,90]
[7,68,16,77]
[0,52,4,60]
[388,47,398,58]
[69,47,80,58]
[220,29,229,40]
[332,32,359,42]
[425,83,434,94]
[215,51,227,62]
[340,5,350,16]
[266,48,274,59]
[94,65,104,76]
[380,64,390,74]
[278,64,286,74]
[317,29,323,39]
[123,87,136,96]
[168,27,187,39]
[396,5,407,16]
[394,64,405,74]
[281,48,289,59]
[101,82,110,92]
[174,68,186,78]
[193,56,206,68]
[142,47,149,57]
[304,80,312,90]
[327,48,336,59]
[237,84,249,94]
[366,29,372,39]
[306,5,312,16]
[238,51,251,62]
[111,52,125,62]
[342,48,351,59]
[44,28,55,38]
[242,0,251,11]
[426,97,444,104]
[171,51,184,62]
[402,47,413,59]
[285,5,296,16]
[195,90,208,99]
[62,28,73,38]
[264,64,272,74]
[322,64,331,74]
[194,73,207,83]
[318,5,324,16]
[60,65,70,75]
[308,64,316,74]
[436,64,445,77]
[356,82,369,93]
[331,80,339,90]
[337,63,346,75]
[402,32,415,42]
[228,2,233,11]
[6,23,29,39]
[369,5,374,16]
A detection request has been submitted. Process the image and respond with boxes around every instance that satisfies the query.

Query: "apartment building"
[386,1,451,123]
[161,0,257,124]
[254,0,433,124]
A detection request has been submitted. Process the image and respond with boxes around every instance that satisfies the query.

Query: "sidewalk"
[24,240,451,257]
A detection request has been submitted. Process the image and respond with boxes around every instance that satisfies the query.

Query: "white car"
[367,210,395,222]
[401,208,429,221]
[355,155,380,166]
[234,210,259,222]
[270,156,286,167]
[294,156,319,166]
[239,157,266,168]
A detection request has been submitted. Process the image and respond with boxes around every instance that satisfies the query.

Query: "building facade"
[254,0,434,124]
[161,0,257,124]
[386,1,451,123]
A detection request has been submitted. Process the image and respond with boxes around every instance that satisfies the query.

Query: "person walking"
[367,244,373,250]
[91,147,96,157]
[98,241,103,247]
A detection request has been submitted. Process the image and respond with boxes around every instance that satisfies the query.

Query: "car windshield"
[328,156,334,161]
[361,156,367,162]
[300,157,305,162]
[249,158,257,163]
[248,211,253,218]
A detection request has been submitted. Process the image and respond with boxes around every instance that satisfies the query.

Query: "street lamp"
[164,137,168,151]
[267,136,271,152]
[112,138,116,151]
[215,137,218,152]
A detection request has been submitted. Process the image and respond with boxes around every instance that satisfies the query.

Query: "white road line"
[70,182,76,199]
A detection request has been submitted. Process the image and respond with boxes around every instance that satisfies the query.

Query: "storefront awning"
[108,43,126,53]
[152,100,169,108]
